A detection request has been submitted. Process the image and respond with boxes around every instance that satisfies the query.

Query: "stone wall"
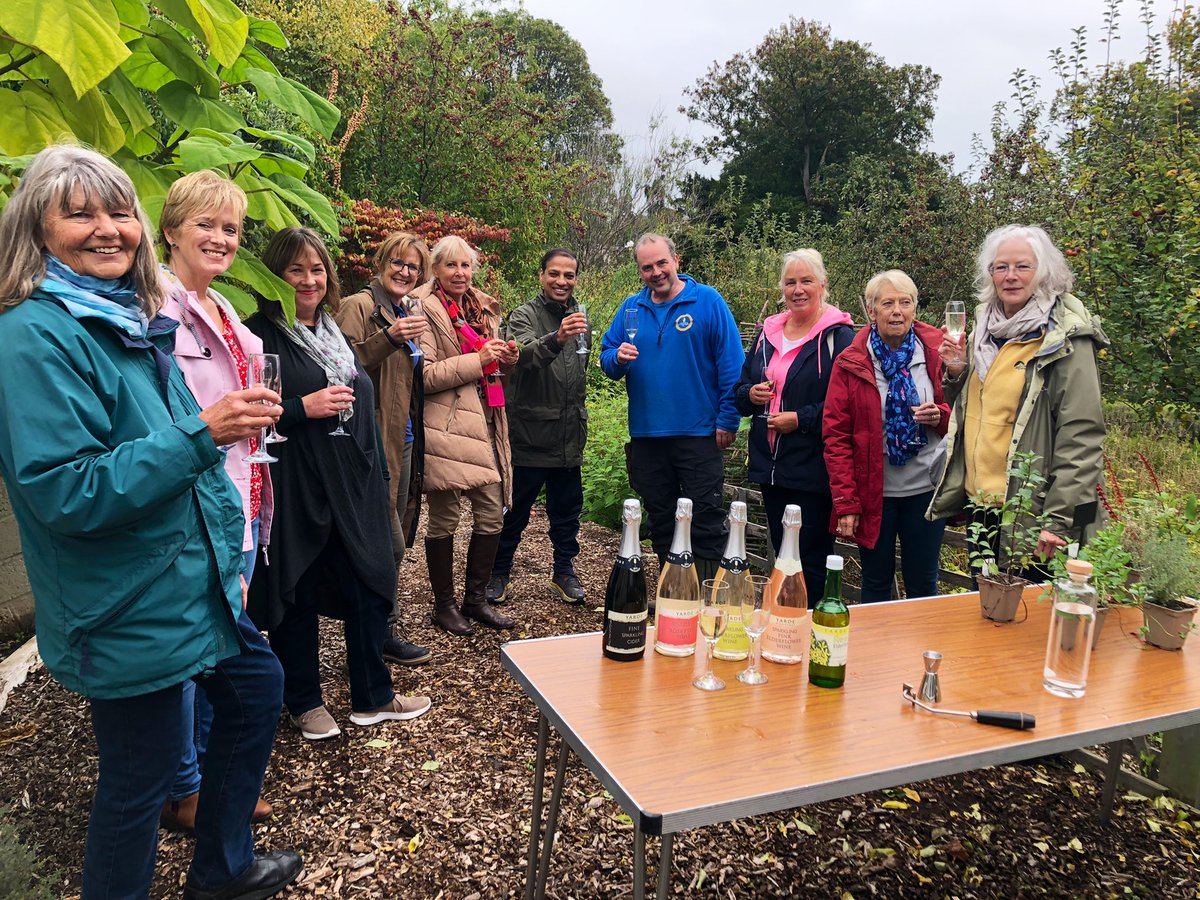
[0,480,34,637]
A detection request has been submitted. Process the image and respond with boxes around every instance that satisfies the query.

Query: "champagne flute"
[260,353,287,445]
[755,380,775,421]
[244,353,279,463]
[406,296,424,362]
[328,369,355,437]
[575,302,589,355]
[736,575,771,685]
[945,300,967,363]
[623,308,639,342]
[693,579,729,691]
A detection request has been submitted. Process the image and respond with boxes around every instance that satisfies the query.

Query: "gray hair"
[974,224,1074,306]
[430,234,480,270]
[779,248,829,304]
[0,144,163,316]
[634,232,677,258]
[863,269,919,311]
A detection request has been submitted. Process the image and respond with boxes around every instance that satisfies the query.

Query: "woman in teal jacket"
[0,146,300,899]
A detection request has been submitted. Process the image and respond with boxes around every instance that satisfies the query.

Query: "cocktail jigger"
[919,650,942,703]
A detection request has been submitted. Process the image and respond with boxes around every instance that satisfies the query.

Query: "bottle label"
[721,556,748,574]
[666,551,694,568]
[715,612,749,659]
[763,612,806,658]
[605,609,647,655]
[810,622,849,667]
[656,605,698,646]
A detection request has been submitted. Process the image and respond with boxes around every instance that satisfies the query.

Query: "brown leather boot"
[160,792,198,832]
[426,535,474,636]
[462,532,516,630]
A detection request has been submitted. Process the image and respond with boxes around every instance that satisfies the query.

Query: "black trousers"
[761,484,834,606]
[628,436,727,560]
[492,465,584,578]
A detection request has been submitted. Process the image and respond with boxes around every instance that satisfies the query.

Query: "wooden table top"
[500,586,1200,835]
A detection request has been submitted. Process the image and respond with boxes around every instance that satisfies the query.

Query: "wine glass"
[755,380,775,421]
[575,302,589,355]
[945,300,967,363]
[736,575,771,685]
[406,296,424,362]
[623,308,639,342]
[259,353,287,445]
[327,369,355,437]
[244,353,279,463]
[693,580,729,691]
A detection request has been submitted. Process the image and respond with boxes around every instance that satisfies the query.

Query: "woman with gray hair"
[823,270,951,601]
[928,224,1107,567]
[734,248,854,601]
[0,145,299,897]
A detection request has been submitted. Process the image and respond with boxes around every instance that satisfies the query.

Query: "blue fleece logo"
[675,314,694,332]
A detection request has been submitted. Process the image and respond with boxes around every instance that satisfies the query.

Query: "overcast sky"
[517,0,1181,174]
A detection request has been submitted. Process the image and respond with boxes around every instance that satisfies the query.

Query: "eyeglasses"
[989,263,1036,277]
[389,260,421,274]
[876,297,916,311]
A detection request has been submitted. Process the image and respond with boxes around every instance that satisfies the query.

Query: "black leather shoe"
[382,637,432,666]
[183,850,303,900]
[550,572,585,605]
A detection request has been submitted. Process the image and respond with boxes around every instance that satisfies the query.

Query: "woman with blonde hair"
[409,235,519,635]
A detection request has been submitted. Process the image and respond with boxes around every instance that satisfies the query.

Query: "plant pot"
[1142,598,1199,651]
[978,576,1028,622]
[1091,606,1110,650]
[1057,604,1105,652]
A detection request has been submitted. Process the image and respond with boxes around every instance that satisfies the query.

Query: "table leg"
[656,833,674,900]
[523,714,550,900]
[633,827,646,900]
[1099,738,1127,825]
[534,737,570,895]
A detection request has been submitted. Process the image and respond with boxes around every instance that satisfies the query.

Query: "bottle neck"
[668,515,693,557]
[778,521,801,563]
[721,518,747,563]
[823,567,843,603]
[619,517,642,559]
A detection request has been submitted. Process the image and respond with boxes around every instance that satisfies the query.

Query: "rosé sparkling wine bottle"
[761,504,809,665]
[653,498,700,657]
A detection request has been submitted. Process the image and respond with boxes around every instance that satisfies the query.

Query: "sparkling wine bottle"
[808,555,849,688]
[653,498,700,657]
[603,499,648,661]
[760,504,809,665]
[713,501,753,661]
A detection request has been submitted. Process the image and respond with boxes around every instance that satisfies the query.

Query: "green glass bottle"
[808,555,848,689]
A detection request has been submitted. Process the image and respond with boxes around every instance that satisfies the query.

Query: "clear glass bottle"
[653,498,700,657]
[1043,558,1096,699]
[761,504,809,664]
[603,499,648,661]
[714,501,752,661]
[809,555,848,688]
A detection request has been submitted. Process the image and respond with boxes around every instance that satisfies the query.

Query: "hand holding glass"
[693,580,730,691]
[623,308,639,341]
[406,296,425,362]
[737,575,771,685]
[755,380,775,420]
[244,353,280,463]
[575,303,589,355]
[945,301,967,363]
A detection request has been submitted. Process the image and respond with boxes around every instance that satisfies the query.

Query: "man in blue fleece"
[599,233,744,576]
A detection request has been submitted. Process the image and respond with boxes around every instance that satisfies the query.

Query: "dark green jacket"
[503,293,588,467]
[0,297,243,699]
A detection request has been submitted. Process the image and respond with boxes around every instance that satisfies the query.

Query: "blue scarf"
[34,254,147,340]
[869,323,926,466]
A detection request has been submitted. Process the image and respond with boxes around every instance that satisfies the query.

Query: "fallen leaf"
[365,739,391,749]
[407,833,423,853]
[421,760,441,771]
[882,801,910,810]
[903,788,921,802]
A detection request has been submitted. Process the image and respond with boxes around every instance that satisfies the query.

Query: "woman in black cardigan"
[246,227,432,741]
[734,249,854,602]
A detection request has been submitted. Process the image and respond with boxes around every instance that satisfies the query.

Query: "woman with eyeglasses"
[823,270,950,601]
[928,225,1107,571]
[333,231,431,667]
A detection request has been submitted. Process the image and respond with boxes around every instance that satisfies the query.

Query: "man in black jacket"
[487,249,590,604]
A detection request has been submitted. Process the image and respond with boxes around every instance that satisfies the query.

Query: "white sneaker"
[349,695,432,726]
[290,705,341,740]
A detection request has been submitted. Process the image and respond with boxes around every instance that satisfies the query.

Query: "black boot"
[462,532,516,630]
[426,535,474,636]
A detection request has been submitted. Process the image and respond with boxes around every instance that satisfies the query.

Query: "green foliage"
[0,806,57,900]
[581,381,631,529]
[1046,521,1136,608]
[967,452,1051,581]
[0,0,342,317]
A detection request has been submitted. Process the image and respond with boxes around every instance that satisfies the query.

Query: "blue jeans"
[492,465,583,578]
[857,491,946,602]
[83,608,283,898]
[172,519,260,800]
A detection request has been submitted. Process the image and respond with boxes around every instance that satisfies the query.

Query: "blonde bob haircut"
[159,170,248,264]
[430,234,480,271]
[0,144,164,316]
[863,269,919,312]
[779,248,829,305]
[373,231,431,283]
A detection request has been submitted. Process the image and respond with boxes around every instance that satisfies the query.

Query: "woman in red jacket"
[823,270,951,602]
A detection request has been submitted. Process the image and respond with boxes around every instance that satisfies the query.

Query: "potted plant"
[967,452,1051,623]
[1121,493,1200,650]
[1044,521,1137,647]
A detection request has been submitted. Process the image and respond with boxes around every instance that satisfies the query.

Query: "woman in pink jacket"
[158,170,273,830]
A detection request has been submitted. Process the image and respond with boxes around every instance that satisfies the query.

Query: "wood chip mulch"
[1,512,1198,898]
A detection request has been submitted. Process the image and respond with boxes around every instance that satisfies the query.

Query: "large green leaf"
[178,132,262,170]
[115,151,173,225]
[248,151,308,180]
[247,16,287,50]
[0,87,75,155]
[243,68,340,139]
[100,68,155,136]
[55,86,125,155]
[211,279,257,317]
[145,20,220,97]
[0,0,129,98]
[265,173,339,236]
[236,169,299,231]
[111,0,150,29]
[155,0,248,68]
[242,127,315,162]
[121,40,175,92]
[226,252,294,310]
[157,80,245,133]
[222,42,279,83]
